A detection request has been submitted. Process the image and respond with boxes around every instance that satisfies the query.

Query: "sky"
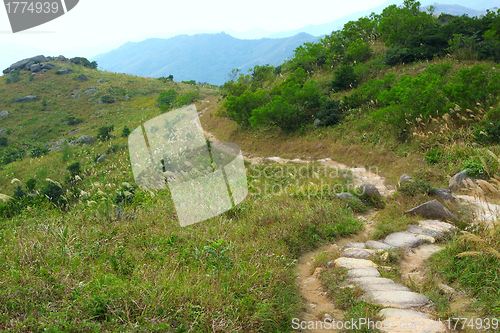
[0,0,388,67]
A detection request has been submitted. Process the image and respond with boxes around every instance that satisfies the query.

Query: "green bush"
[330,65,359,92]
[66,116,82,126]
[157,89,178,110]
[0,137,7,147]
[30,146,49,158]
[26,178,37,192]
[316,99,343,127]
[97,125,114,141]
[398,179,435,197]
[424,148,443,165]
[464,157,487,178]
[176,90,200,106]
[121,126,131,137]
[70,57,98,69]
[13,186,26,199]
[101,95,115,104]
[40,181,65,206]
[67,162,81,178]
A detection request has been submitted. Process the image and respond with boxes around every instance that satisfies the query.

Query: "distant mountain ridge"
[92,32,320,86]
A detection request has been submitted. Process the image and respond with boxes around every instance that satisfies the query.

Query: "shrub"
[97,125,114,141]
[67,162,81,178]
[13,186,26,199]
[424,148,443,165]
[26,178,37,192]
[464,157,487,178]
[30,146,49,158]
[0,137,7,147]
[157,89,178,110]
[398,179,435,197]
[101,95,115,104]
[40,181,65,206]
[114,183,136,205]
[330,65,359,92]
[316,100,343,127]
[175,90,200,106]
[70,57,98,69]
[66,116,82,126]
[121,126,131,137]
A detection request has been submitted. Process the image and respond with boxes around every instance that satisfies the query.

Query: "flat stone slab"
[347,267,380,278]
[419,220,456,233]
[340,249,374,259]
[407,224,443,237]
[340,242,366,250]
[346,277,394,285]
[359,283,411,292]
[365,240,393,250]
[384,231,423,248]
[334,258,377,269]
[378,308,445,333]
[416,234,436,243]
[362,291,429,308]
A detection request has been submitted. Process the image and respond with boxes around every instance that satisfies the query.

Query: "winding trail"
[202,128,493,333]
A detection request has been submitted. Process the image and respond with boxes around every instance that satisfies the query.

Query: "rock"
[14,95,37,103]
[56,69,74,75]
[2,55,46,74]
[356,183,381,197]
[314,119,321,127]
[265,157,282,163]
[41,63,55,70]
[75,74,88,81]
[334,258,377,269]
[362,291,429,308]
[97,79,104,83]
[398,174,412,186]
[346,276,395,285]
[405,199,458,221]
[449,169,475,191]
[439,284,455,295]
[57,55,68,62]
[49,146,62,153]
[384,231,423,248]
[124,95,130,101]
[378,308,443,333]
[24,60,35,70]
[340,242,366,250]
[0,111,9,118]
[365,240,393,250]
[72,89,80,94]
[30,64,41,72]
[359,283,411,292]
[434,188,455,201]
[67,129,79,136]
[347,267,381,278]
[96,154,108,163]
[97,99,103,105]
[68,135,95,146]
[0,128,6,135]
[340,249,374,259]
[84,89,98,95]
[416,234,436,243]
[336,192,362,204]
[71,95,76,99]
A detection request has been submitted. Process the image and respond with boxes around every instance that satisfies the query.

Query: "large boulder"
[68,135,95,146]
[14,95,37,103]
[356,183,381,197]
[30,64,41,72]
[84,89,98,95]
[41,63,56,70]
[75,74,88,81]
[56,69,74,75]
[3,55,46,74]
[405,199,458,221]
[449,169,475,191]
[434,188,455,201]
[24,61,35,70]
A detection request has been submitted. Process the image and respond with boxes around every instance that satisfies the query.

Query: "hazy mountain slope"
[92,33,319,86]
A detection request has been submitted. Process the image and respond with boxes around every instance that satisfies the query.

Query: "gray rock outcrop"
[0,111,9,118]
[434,188,455,201]
[84,89,98,95]
[3,55,46,74]
[0,129,6,135]
[75,74,88,81]
[405,199,458,221]
[398,174,412,186]
[14,95,37,103]
[56,69,74,75]
[68,135,95,146]
[30,64,41,72]
[356,183,381,197]
[96,154,108,163]
[449,169,475,191]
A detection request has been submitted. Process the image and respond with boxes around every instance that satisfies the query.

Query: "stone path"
[333,219,457,333]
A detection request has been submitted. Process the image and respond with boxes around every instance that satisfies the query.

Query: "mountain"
[92,32,320,86]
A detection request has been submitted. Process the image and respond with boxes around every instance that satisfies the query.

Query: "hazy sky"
[0,0,388,55]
